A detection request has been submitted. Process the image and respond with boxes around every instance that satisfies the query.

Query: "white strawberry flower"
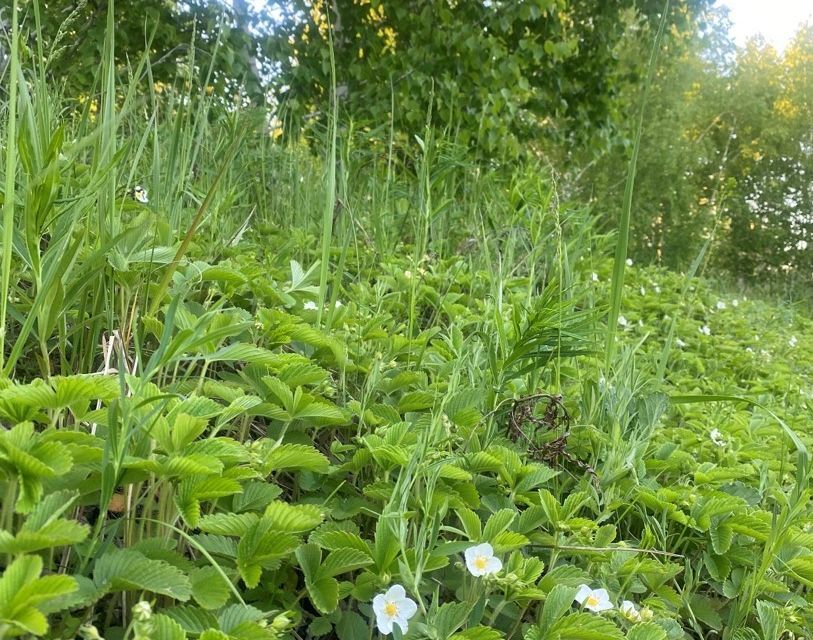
[574,585,614,612]
[620,600,642,622]
[716,300,726,310]
[303,301,318,310]
[591,272,599,282]
[132,185,149,203]
[618,315,628,327]
[626,258,633,266]
[372,585,417,635]
[710,428,727,447]
[699,325,711,336]
[464,543,502,577]
[789,335,798,348]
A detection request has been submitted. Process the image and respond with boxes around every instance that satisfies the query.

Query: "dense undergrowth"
[1,12,813,640]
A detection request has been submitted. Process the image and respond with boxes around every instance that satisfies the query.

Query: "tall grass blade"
[0,0,20,373]
[604,0,670,369]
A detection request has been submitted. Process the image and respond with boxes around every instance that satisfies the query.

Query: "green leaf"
[456,507,482,541]
[482,509,516,542]
[0,555,77,636]
[688,594,722,630]
[451,628,505,640]
[709,522,733,555]
[0,518,89,553]
[217,604,266,633]
[309,528,371,556]
[336,611,368,640]
[165,605,219,634]
[318,548,374,578]
[306,576,340,614]
[264,443,330,473]
[432,602,469,638]
[538,584,577,630]
[756,600,781,640]
[236,521,299,587]
[544,612,624,639]
[152,613,188,640]
[296,543,323,581]
[94,549,192,601]
[198,513,259,536]
[626,623,668,640]
[190,566,231,610]
[264,501,324,532]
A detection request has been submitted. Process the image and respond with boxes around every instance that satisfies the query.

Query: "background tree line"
[6,0,812,292]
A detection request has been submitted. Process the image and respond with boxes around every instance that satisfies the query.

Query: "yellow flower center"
[586,595,599,608]
[384,602,398,618]
[474,556,488,570]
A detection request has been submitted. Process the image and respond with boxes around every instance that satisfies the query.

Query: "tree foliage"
[10,0,274,101]
[265,0,712,156]
[585,13,813,286]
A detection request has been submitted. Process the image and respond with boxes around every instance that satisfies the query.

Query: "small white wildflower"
[639,286,646,296]
[626,258,633,266]
[575,585,614,613]
[676,338,687,348]
[404,270,413,279]
[620,600,642,622]
[716,301,726,310]
[789,335,798,348]
[591,272,599,282]
[699,325,711,336]
[710,428,727,447]
[372,585,418,635]
[303,301,318,310]
[732,299,738,307]
[746,347,754,353]
[618,315,628,327]
[132,185,149,203]
[464,543,502,577]
[654,285,661,293]
[335,300,343,308]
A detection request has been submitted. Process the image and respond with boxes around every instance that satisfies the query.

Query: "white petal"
[386,584,406,601]
[397,597,418,620]
[464,546,478,564]
[372,594,387,616]
[593,589,611,604]
[485,556,502,574]
[574,584,592,604]
[375,613,394,635]
[392,614,409,634]
[471,543,494,557]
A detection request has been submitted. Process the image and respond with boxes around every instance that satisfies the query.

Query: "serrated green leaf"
[264,443,330,473]
[190,566,231,610]
[318,547,374,578]
[94,549,192,600]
